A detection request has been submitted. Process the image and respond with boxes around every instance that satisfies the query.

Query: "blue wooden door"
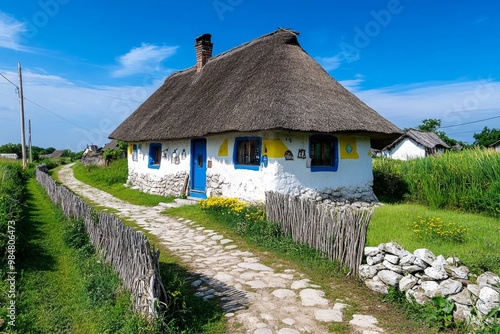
[190,138,207,198]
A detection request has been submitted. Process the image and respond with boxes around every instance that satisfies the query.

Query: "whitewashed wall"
[385,138,426,160]
[206,131,375,202]
[126,131,376,202]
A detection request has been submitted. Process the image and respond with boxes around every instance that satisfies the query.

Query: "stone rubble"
[58,164,385,334]
[359,242,500,326]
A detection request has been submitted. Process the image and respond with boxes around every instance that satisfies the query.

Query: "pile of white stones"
[359,242,499,326]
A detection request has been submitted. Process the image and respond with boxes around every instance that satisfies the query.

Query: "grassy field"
[368,203,500,276]
[71,160,175,206]
[373,149,500,216]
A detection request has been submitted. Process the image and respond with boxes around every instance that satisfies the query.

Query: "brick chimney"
[195,33,213,73]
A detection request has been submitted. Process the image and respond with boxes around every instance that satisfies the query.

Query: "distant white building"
[383,129,450,160]
[489,140,500,152]
[0,153,18,160]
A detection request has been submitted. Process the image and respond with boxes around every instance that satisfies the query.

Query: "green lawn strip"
[14,178,152,334]
[368,203,500,276]
[163,205,445,334]
[71,160,175,206]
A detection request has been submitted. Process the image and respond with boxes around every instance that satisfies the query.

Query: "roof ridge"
[204,28,299,63]
[165,29,300,80]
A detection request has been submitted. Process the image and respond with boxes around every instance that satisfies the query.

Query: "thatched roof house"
[383,129,450,160]
[110,29,400,148]
[39,149,65,159]
[110,29,402,201]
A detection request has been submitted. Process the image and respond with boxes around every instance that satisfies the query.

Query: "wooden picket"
[265,191,373,275]
[35,165,167,319]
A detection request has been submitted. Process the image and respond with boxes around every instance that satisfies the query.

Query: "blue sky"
[1,0,499,151]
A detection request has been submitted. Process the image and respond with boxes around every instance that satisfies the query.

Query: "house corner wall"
[126,140,191,197]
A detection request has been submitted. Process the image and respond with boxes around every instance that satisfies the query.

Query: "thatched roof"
[40,149,65,159]
[384,129,450,151]
[103,140,119,150]
[109,29,402,148]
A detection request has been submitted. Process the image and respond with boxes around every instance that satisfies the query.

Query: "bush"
[200,197,267,235]
[372,158,409,203]
[408,216,467,243]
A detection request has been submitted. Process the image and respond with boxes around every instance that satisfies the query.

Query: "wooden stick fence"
[265,191,373,275]
[35,165,167,319]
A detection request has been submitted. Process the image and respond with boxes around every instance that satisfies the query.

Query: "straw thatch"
[109,29,401,148]
[384,129,450,151]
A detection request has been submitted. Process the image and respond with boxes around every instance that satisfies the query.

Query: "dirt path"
[57,164,384,334]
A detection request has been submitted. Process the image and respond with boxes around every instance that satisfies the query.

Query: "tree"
[417,119,441,132]
[415,119,459,147]
[473,127,500,147]
[0,143,22,156]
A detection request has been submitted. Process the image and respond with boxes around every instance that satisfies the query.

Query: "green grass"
[373,149,500,216]
[368,203,500,276]
[1,177,156,333]
[71,159,175,206]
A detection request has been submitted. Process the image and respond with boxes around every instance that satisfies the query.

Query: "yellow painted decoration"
[263,139,289,158]
[128,143,133,155]
[340,137,359,159]
[218,139,229,156]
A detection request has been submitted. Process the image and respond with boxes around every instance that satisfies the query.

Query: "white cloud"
[338,74,365,91]
[0,12,27,51]
[112,43,178,77]
[351,79,500,142]
[0,67,163,151]
[316,54,342,71]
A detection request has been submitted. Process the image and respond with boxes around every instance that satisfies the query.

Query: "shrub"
[200,197,267,236]
[372,158,409,203]
[408,216,467,243]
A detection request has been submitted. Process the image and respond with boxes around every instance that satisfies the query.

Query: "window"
[148,143,162,169]
[309,135,338,172]
[233,137,261,170]
[132,144,138,161]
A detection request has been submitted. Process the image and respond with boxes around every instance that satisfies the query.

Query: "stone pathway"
[57,164,385,334]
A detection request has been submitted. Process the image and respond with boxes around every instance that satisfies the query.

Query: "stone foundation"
[131,170,378,203]
[359,242,499,327]
[127,170,189,197]
[206,172,378,203]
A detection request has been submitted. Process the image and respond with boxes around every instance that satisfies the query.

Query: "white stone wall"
[126,131,377,202]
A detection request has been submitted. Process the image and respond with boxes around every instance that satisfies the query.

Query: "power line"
[2,71,107,138]
[439,115,500,129]
[23,96,104,138]
[0,72,18,89]
[446,130,481,135]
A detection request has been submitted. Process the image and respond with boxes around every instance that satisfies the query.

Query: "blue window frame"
[233,137,261,171]
[148,143,162,169]
[309,135,338,172]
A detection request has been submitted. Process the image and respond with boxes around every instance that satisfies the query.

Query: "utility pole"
[28,119,32,163]
[18,61,27,169]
